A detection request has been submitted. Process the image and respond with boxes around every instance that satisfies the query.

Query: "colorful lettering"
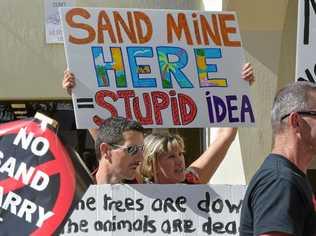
[127,47,156,88]
[94,90,197,126]
[66,9,153,44]
[240,95,255,122]
[133,93,154,125]
[205,92,255,123]
[194,48,227,87]
[157,47,193,88]
[92,47,127,88]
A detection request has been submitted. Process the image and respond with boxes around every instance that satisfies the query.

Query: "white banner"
[60,7,255,128]
[296,0,316,82]
[60,184,246,235]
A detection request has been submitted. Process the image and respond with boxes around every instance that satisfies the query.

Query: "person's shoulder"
[242,153,309,200]
[244,154,292,195]
[246,166,277,192]
[247,154,280,183]
[269,155,308,188]
[278,166,305,184]
[253,153,305,182]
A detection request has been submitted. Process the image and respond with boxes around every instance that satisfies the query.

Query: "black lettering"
[136,198,144,211]
[212,199,224,213]
[172,219,183,232]
[183,220,196,233]
[225,199,242,213]
[103,219,113,231]
[117,220,132,231]
[175,196,186,212]
[202,217,237,235]
[103,194,112,210]
[152,197,187,212]
[87,197,96,211]
[75,199,85,210]
[115,200,125,212]
[125,197,134,210]
[152,198,162,211]
[198,192,210,213]
[94,220,103,231]
[304,0,316,44]
[112,216,117,231]
[161,219,171,233]
[226,221,237,234]
[80,219,89,232]
[64,218,79,233]
[213,222,225,234]
[202,217,213,234]
[60,220,89,233]
[104,195,144,212]
[92,215,157,233]
[161,219,197,233]
[132,219,142,231]
[164,198,177,212]
[297,64,316,83]
[143,215,157,233]
[306,67,316,82]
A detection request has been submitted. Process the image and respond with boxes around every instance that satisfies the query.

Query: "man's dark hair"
[95,116,144,160]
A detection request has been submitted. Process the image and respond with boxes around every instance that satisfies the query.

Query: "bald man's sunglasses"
[281,111,316,120]
[110,144,144,156]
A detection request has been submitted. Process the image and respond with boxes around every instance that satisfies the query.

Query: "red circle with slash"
[0,119,76,235]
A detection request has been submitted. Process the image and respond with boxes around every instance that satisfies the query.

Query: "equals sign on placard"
[76,98,94,109]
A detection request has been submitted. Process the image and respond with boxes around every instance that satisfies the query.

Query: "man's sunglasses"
[110,144,144,156]
[281,111,316,120]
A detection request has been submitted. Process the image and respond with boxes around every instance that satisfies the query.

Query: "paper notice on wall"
[44,0,75,44]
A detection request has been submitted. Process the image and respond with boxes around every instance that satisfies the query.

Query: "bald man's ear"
[288,112,300,129]
[100,143,111,160]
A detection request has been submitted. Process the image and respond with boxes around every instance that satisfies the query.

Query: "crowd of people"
[61,63,316,235]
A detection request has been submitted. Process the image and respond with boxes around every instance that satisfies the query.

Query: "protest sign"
[296,0,316,82]
[60,7,255,128]
[0,114,91,235]
[60,184,246,235]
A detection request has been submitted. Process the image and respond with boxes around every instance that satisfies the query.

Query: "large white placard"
[296,0,316,82]
[60,7,255,128]
[60,184,246,235]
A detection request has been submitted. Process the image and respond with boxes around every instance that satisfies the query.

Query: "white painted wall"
[209,0,303,184]
[203,0,222,11]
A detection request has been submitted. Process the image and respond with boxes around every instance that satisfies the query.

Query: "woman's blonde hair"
[140,133,185,182]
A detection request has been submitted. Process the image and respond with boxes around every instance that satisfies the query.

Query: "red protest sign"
[0,118,77,235]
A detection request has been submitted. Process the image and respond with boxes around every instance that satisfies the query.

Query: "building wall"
[210,0,307,184]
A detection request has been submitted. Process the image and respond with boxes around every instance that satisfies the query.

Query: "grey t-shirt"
[239,154,316,236]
